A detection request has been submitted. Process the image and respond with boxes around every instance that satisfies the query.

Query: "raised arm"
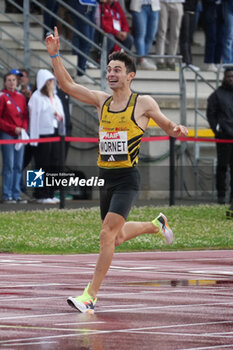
[46,27,107,108]
[140,95,188,138]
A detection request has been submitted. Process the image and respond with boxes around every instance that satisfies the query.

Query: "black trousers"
[216,141,233,200]
[180,11,196,65]
[202,2,223,64]
[33,132,61,199]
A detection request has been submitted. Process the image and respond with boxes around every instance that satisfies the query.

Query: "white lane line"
[100,287,233,294]
[109,266,156,270]
[0,300,232,322]
[0,283,72,288]
[98,301,233,313]
[180,344,233,350]
[208,332,233,336]
[0,296,65,302]
[112,258,233,263]
[93,263,232,272]
[0,259,42,263]
[1,251,233,263]
[0,312,69,321]
[1,267,230,279]
[99,304,145,309]
[0,290,183,301]
[190,270,233,276]
[0,325,100,332]
[124,320,233,330]
[0,271,92,278]
[55,321,105,326]
[115,251,233,256]
[31,265,95,270]
[0,267,94,272]
[107,270,229,278]
[127,330,233,338]
[0,333,81,345]
[99,287,232,295]
[1,320,233,345]
[3,341,57,347]
[0,289,206,304]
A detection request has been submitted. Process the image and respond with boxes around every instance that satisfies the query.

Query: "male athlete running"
[46,27,188,313]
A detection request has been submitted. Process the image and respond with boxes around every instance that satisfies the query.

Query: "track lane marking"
[3,341,57,347]
[1,320,233,345]
[127,330,233,338]
[55,321,105,326]
[0,324,101,332]
[180,344,233,350]
[0,300,233,321]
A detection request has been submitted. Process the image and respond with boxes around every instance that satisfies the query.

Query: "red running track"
[0,250,233,350]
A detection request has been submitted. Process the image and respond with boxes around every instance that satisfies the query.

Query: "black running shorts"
[99,167,141,220]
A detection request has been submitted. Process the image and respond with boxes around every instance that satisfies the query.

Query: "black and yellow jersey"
[97,93,144,168]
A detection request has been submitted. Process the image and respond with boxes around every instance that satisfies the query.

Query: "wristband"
[50,52,60,58]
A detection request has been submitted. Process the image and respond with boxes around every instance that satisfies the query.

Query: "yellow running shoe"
[152,212,174,244]
[67,283,97,313]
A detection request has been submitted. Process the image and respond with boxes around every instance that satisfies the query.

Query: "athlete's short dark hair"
[108,51,136,74]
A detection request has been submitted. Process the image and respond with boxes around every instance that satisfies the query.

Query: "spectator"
[179,0,200,72]
[43,0,59,39]
[156,0,184,70]
[222,0,233,64]
[100,0,133,55]
[28,69,65,204]
[18,69,34,198]
[0,72,29,203]
[57,83,72,159]
[206,67,233,204]
[202,0,224,72]
[19,69,32,102]
[130,0,160,70]
[67,0,97,84]
[5,0,22,13]
[195,0,203,29]
[9,69,23,90]
[5,0,41,14]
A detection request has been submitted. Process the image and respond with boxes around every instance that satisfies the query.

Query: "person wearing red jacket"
[0,72,29,203]
[100,0,133,55]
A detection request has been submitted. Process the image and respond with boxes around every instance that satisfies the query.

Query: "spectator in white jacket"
[28,69,65,204]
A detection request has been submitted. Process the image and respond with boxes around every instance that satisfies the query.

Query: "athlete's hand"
[173,125,188,137]
[46,26,60,57]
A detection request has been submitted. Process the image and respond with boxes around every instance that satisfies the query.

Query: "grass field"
[0,204,232,254]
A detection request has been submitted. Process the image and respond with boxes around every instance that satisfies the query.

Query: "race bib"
[99,131,128,162]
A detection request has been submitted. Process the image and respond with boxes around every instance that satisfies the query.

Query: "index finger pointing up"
[54,26,58,38]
